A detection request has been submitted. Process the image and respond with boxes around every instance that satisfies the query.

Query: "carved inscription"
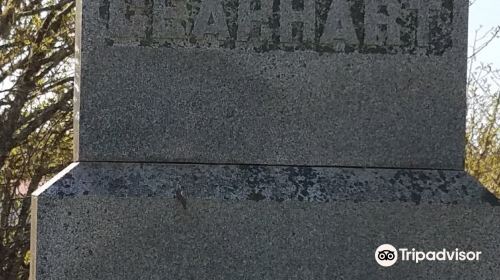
[98,0,455,55]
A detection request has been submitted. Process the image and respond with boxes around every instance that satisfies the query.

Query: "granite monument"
[31,0,499,279]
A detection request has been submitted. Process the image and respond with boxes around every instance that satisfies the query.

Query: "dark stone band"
[36,162,496,206]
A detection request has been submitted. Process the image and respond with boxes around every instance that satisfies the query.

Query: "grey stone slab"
[34,162,490,204]
[75,0,468,169]
[31,163,499,279]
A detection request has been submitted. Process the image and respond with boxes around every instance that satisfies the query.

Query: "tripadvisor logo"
[375,244,398,267]
[375,244,482,267]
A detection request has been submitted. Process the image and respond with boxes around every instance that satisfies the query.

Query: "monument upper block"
[99,0,454,55]
[75,0,468,169]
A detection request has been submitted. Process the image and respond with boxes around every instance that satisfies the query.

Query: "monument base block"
[31,162,499,279]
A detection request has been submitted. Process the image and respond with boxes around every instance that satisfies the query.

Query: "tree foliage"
[0,0,75,278]
[466,26,500,197]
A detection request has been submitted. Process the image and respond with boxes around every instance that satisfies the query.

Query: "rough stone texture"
[74,0,469,169]
[31,162,500,279]
[33,162,490,204]
[31,1,494,279]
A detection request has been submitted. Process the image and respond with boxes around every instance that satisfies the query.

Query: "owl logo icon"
[375,244,398,267]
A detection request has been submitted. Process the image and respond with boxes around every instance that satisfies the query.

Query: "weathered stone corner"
[31,162,500,279]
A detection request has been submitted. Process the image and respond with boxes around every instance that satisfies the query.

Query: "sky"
[468,0,500,67]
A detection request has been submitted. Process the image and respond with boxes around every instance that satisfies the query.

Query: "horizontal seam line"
[74,160,464,172]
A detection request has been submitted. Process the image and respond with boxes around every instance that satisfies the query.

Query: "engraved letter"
[154,0,186,39]
[320,0,358,45]
[364,0,401,46]
[109,0,152,40]
[408,1,441,47]
[280,0,315,44]
[237,0,273,43]
[192,0,229,39]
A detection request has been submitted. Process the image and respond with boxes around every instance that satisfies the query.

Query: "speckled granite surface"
[31,0,499,279]
[31,162,500,279]
[35,162,493,205]
[75,0,469,169]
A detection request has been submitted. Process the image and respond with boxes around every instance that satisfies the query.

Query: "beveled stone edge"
[32,162,499,206]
